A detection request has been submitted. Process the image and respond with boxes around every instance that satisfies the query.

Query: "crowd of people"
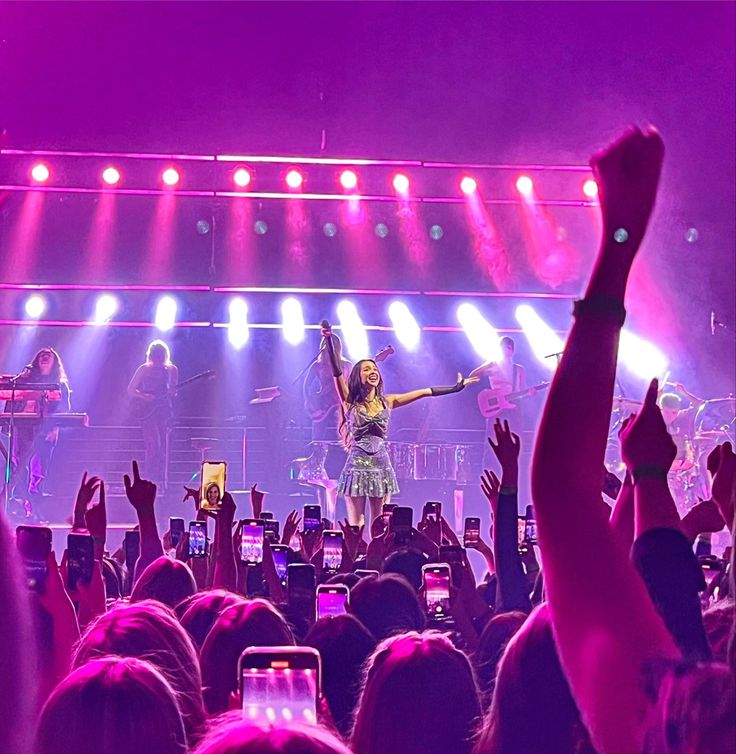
[3,128,735,754]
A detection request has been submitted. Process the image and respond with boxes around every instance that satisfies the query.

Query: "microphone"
[320,319,332,333]
[711,311,716,336]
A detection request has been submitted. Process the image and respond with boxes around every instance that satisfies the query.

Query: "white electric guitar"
[477,382,549,419]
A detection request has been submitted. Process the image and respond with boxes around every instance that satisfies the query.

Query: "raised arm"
[385,373,478,409]
[321,328,349,403]
[530,128,678,754]
[469,360,493,380]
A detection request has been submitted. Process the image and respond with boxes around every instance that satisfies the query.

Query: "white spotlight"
[228,297,249,349]
[281,298,305,345]
[155,296,177,332]
[515,304,565,369]
[388,301,420,351]
[618,330,668,380]
[24,295,46,319]
[456,303,501,362]
[94,294,119,324]
[336,300,369,361]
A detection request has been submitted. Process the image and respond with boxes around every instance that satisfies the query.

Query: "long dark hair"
[28,347,70,387]
[339,360,385,446]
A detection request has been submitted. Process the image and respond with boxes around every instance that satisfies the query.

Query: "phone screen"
[169,517,185,548]
[188,521,208,558]
[123,530,141,571]
[322,530,343,572]
[423,565,451,621]
[67,532,95,591]
[463,517,480,547]
[524,518,538,545]
[287,563,316,614]
[200,461,226,511]
[263,519,280,541]
[240,520,265,565]
[16,525,52,592]
[317,585,349,619]
[517,518,526,547]
[240,647,320,725]
[391,506,413,535]
[271,545,289,584]
[303,505,322,533]
[260,511,274,520]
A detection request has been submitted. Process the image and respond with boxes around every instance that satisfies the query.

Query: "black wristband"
[573,297,627,328]
[632,465,669,483]
[430,381,464,397]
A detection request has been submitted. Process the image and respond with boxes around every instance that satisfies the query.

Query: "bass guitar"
[477,382,549,419]
[131,370,216,421]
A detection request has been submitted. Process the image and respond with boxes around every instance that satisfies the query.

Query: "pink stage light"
[30,163,50,183]
[339,169,358,190]
[285,169,304,189]
[233,167,252,188]
[460,176,477,195]
[162,167,180,186]
[582,179,598,198]
[516,176,534,196]
[102,167,121,185]
[393,173,410,194]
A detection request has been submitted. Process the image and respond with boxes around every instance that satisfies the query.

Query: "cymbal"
[613,396,642,407]
[695,431,729,440]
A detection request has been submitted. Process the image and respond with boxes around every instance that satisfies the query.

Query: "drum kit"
[607,394,735,515]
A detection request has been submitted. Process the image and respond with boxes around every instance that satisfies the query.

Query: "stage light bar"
[30,163,50,183]
[281,297,305,345]
[337,300,369,361]
[228,297,249,349]
[24,295,46,319]
[155,296,178,331]
[515,304,565,368]
[456,303,501,362]
[388,301,420,350]
[93,294,119,324]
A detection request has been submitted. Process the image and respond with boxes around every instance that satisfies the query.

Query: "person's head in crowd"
[192,716,353,754]
[703,600,734,664]
[36,656,187,754]
[180,589,246,650]
[474,611,527,707]
[325,571,361,589]
[200,599,295,714]
[1,514,35,754]
[475,604,595,754]
[102,557,124,600]
[350,573,425,640]
[130,555,197,609]
[74,600,206,743]
[352,631,481,754]
[645,661,735,754]
[304,614,377,737]
[383,548,429,592]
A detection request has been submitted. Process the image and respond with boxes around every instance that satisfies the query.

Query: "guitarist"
[127,340,179,488]
[470,336,531,432]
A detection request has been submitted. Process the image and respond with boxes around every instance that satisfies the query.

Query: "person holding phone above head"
[321,323,478,527]
[5,347,71,520]
[128,340,178,488]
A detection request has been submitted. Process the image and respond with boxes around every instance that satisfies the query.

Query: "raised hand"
[85,481,107,556]
[488,419,520,483]
[591,125,665,252]
[282,509,301,546]
[480,469,500,517]
[182,485,199,505]
[338,519,365,560]
[72,472,101,530]
[681,498,727,541]
[458,372,480,388]
[619,379,677,475]
[123,460,157,513]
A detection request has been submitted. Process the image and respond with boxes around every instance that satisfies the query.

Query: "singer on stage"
[321,324,478,526]
[5,347,71,519]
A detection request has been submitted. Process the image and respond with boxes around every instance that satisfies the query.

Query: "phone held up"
[16,525,52,593]
[200,461,226,511]
[422,563,452,623]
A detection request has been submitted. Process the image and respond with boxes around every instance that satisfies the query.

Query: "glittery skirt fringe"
[337,446,399,497]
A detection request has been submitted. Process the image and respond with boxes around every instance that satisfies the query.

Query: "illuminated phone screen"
[241,665,318,724]
[322,531,343,572]
[317,588,348,619]
[200,462,226,511]
[423,567,451,620]
[240,522,264,565]
[189,523,207,557]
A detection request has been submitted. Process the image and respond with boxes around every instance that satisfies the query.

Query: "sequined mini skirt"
[337,444,399,498]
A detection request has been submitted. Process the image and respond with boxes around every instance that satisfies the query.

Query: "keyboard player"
[2,347,71,520]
